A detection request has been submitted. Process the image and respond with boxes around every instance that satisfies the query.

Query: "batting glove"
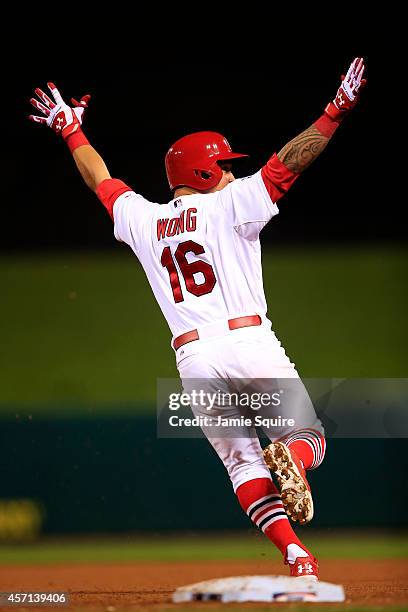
[29,83,91,139]
[325,57,366,121]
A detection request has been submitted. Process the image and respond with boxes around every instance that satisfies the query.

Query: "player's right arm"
[71,145,111,192]
[29,83,133,221]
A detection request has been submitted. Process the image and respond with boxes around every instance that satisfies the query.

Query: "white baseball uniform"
[97,154,324,491]
[113,169,276,338]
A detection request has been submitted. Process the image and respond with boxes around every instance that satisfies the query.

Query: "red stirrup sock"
[283,428,326,470]
[236,477,311,557]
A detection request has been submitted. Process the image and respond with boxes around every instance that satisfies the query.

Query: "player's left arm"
[261,58,366,200]
[277,57,366,173]
[276,124,331,174]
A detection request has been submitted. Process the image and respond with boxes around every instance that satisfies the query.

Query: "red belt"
[173,314,262,351]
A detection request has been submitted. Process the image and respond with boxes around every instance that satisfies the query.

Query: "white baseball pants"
[175,322,324,492]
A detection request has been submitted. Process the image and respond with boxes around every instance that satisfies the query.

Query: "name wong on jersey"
[157,208,197,241]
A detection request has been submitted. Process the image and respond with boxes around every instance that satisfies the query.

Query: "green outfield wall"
[1,246,407,410]
[1,415,407,537]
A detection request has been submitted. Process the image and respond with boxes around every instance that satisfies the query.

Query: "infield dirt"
[1,558,407,610]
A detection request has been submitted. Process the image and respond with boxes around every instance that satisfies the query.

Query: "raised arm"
[260,58,366,203]
[29,83,135,221]
[277,57,366,174]
[276,124,331,174]
[29,83,110,192]
[71,145,111,192]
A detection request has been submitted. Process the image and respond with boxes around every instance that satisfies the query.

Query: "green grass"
[0,531,406,565]
[1,245,407,411]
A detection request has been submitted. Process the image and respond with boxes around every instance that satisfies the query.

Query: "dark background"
[4,51,383,251]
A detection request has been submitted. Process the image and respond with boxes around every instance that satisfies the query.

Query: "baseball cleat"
[287,554,319,580]
[263,441,314,524]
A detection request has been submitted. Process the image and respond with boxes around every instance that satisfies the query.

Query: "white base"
[173,575,345,603]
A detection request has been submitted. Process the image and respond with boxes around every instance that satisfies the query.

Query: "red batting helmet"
[165,131,248,191]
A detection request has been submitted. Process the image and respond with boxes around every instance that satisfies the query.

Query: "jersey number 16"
[161,240,216,303]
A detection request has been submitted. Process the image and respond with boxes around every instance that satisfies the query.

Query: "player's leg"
[175,336,319,577]
[277,428,326,471]
[263,433,324,525]
[205,432,318,578]
[261,378,326,524]
[259,376,326,524]
[224,328,326,524]
[236,477,318,578]
[177,359,317,576]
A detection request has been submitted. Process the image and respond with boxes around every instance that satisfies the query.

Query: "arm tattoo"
[277,125,329,173]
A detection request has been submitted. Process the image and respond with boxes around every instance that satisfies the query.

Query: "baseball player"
[29,57,366,580]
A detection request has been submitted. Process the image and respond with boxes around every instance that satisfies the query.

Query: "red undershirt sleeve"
[261,153,300,203]
[96,178,133,221]
[314,113,340,138]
